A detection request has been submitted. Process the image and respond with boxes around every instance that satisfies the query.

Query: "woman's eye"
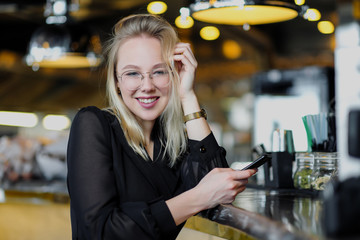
[125,71,141,77]
[153,69,167,76]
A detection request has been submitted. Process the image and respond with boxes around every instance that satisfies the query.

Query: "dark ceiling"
[0,0,337,113]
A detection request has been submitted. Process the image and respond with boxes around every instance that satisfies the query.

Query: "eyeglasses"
[118,68,170,91]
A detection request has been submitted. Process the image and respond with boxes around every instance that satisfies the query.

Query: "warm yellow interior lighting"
[304,8,321,21]
[147,1,167,15]
[192,5,299,25]
[42,114,71,131]
[294,0,305,6]
[354,0,360,20]
[0,50,17,68]
[0,111,38,128]
[30,53,101,69]
[222,40,242,59]
[175,16,194,29]
[200,26,220,41]
[317,21,334,34]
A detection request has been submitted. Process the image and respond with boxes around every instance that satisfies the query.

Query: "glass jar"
[293,152,314,189]
[311,152,338,190]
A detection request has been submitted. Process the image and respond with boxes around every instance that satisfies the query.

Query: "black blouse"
[67,106,228,240]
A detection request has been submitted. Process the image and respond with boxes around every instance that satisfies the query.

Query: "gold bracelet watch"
[183,108,207,123]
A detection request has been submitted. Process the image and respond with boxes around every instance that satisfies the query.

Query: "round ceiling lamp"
[26,0,102,69]
[190,0,304,25]
[26,23,101,69]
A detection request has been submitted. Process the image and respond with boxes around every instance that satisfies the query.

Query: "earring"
[117,88,121,94]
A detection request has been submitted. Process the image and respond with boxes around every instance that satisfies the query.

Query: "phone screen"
[241,154,272,170]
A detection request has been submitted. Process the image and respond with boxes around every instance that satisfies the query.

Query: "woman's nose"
[140,73,155,91]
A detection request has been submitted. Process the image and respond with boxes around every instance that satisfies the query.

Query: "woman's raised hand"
[173,42,197,101]
[194,168,257,209]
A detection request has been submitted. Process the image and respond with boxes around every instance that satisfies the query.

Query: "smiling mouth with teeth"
[138,98,158,104]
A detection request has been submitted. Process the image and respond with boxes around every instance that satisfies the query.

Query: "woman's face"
[116,35,171,125]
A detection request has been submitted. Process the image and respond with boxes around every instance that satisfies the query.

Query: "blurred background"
[0,0,336,170]
[1,0,357,239]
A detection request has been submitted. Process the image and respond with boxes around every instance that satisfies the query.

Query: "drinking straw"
[303,113,336,152]
[302,116,313,152]
[307,115,318,147]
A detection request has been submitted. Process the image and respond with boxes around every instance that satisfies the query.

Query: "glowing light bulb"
[147,1,167,15]
[175,16,194,29]
[222,40,242,59]
[200,26,220,41]
[318,21,334,34]
[304,8,321,21]
[0,111,38,127]
[42,114,71,131]
[294,0,305,6]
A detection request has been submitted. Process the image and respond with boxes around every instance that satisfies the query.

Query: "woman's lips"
[137,97,159,108]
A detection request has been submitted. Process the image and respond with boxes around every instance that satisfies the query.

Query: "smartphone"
[241,154,272,170]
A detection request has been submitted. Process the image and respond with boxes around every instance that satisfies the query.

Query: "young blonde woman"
[67,14,256,240]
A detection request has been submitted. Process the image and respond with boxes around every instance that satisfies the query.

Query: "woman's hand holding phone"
[193,168,257,210]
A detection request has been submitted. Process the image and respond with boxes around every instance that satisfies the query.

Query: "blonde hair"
[104,14,187,167]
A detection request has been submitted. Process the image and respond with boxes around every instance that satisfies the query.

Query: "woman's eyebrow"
[120,63,166,71]
[153,63,167,69]
[121,65,140,70]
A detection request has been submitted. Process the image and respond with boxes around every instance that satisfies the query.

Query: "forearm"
[182,91,211,141]
[167,168,257,226]
[165,187,205,226]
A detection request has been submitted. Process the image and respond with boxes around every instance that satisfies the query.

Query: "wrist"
[181,90,197,106]
[181,91,200,115]
[188,187,207,213]
[165,187,206,225]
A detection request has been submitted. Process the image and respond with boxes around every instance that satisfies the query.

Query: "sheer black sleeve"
[180,132,229,191]
[67,107,178,240]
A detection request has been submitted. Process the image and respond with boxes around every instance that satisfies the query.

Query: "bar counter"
[1,181,324,240]
[186,186,323,240]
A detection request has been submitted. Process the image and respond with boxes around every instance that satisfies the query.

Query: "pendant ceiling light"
[190,0,305,25]
[26,0,101,69]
